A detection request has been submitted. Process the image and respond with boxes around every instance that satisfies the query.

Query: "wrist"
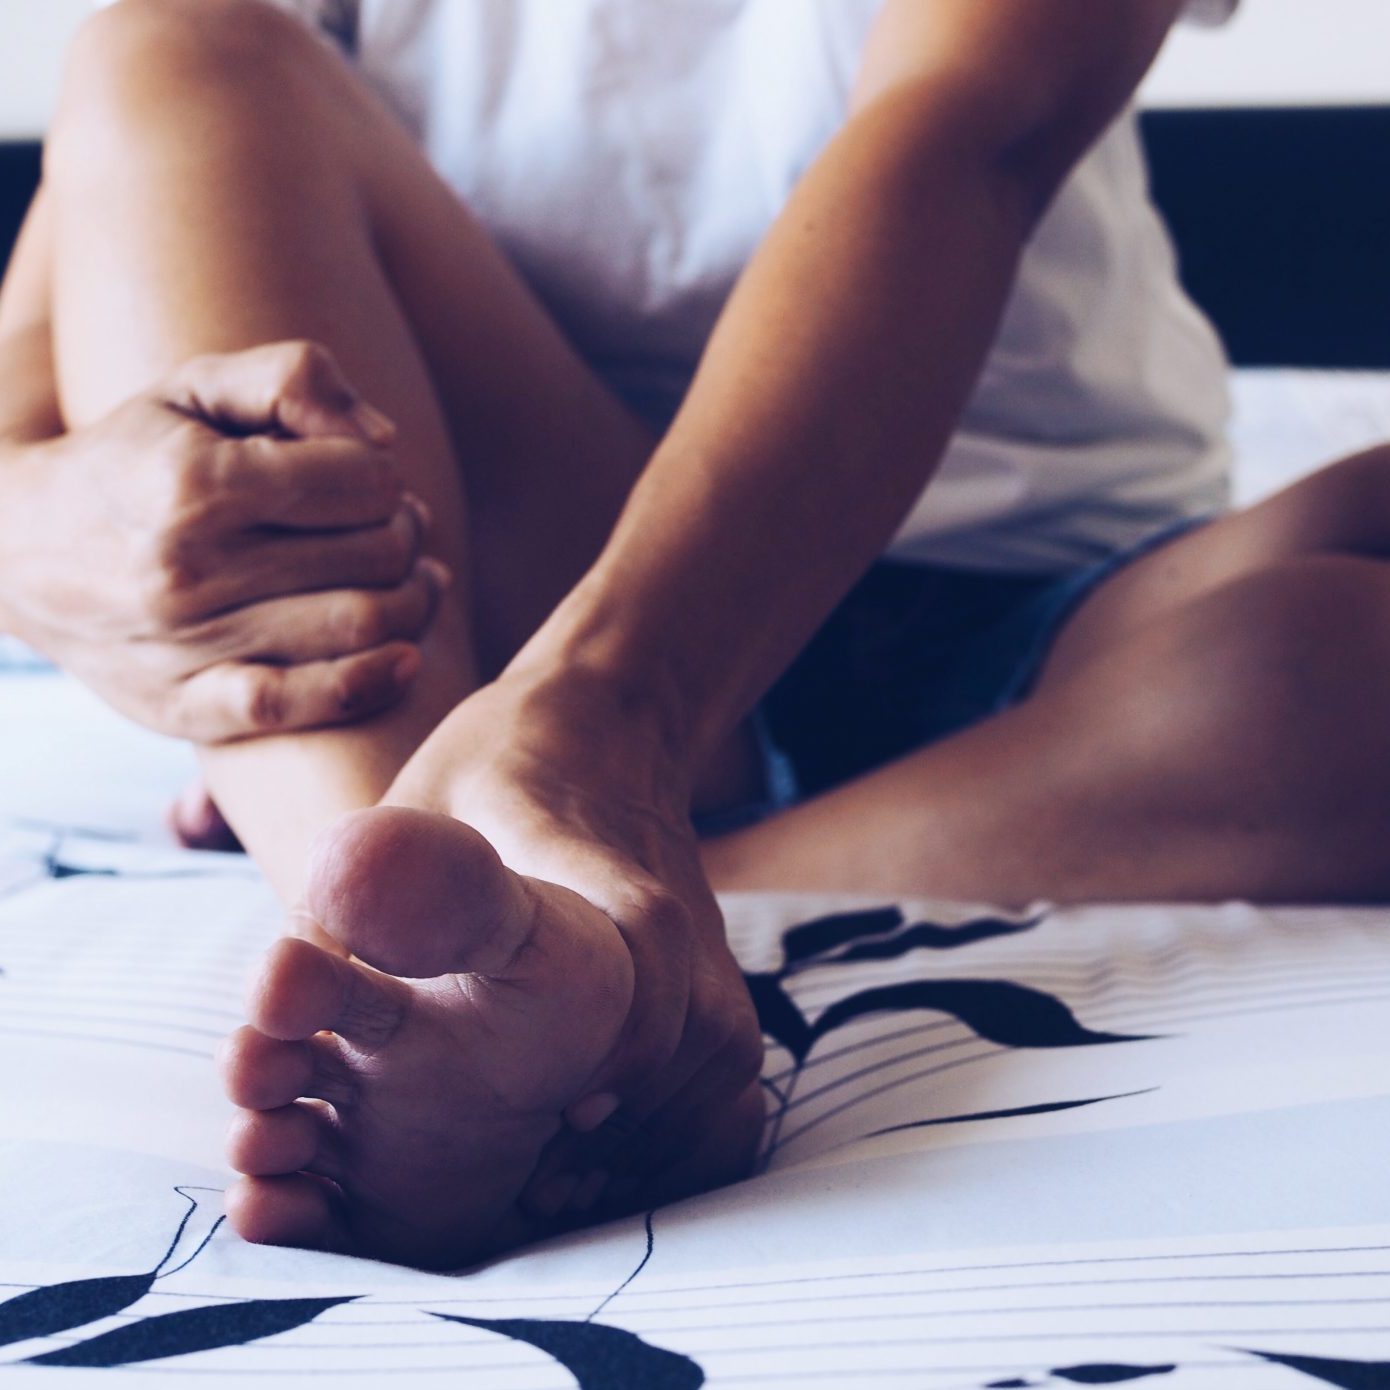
[497,592,700,811]
[0,439,46,637]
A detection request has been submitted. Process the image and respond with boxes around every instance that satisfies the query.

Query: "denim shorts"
[699,518,1208,833]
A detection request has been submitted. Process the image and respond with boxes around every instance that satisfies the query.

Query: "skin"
[4,0,1389,1264]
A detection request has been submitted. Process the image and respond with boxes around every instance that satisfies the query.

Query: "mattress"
[1,369,1387,1389]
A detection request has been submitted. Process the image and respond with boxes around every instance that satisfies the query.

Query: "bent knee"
[50,0,327,166]
[1138,554,1390,772]
[1257,441,1390,560]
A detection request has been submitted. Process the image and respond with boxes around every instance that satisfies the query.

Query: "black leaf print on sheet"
[827,915,1043,967]
[779,906,1043,971]
[808,979,1153,1054]
[780,907,907,965]
[745,973,815,1062]
[1051,1365,1177,1385]
[1237,1347,1390,1387]
[432,1314,704,1390]
[865,1089,1156,1140]
[25,1296,357,1367]
[45,859,118,880]
[0,1186,215,1348]
[0,1274,156,1349]
[747,971,1148,1065]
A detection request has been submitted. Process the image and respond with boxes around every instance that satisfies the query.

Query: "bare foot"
[167,781,242,853]
[218,806,637,1268]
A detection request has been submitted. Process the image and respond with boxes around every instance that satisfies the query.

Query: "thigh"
[705,549,1390,902]
[49,0,655,668]
[1037,443,1390,693]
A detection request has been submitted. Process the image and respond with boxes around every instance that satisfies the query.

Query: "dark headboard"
[1140,107,1389,368]
[2,108,1387,368]
[0,140,39,282]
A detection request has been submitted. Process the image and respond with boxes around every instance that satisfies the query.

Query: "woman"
[2,0,1386,1269]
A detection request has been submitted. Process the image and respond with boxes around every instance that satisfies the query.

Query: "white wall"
[1145,0,1390,108]
[1,0,1388,140]
[0,0,90,139]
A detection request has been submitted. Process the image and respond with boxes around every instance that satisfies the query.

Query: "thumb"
[162,340,396,444]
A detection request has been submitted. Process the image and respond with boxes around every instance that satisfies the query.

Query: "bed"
[1,110,1388,1389]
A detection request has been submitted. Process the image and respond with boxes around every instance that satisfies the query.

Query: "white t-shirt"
[300,0,1239,572]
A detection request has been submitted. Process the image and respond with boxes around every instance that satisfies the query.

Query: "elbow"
[852,75,1116,236]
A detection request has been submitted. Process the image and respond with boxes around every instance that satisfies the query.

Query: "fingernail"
[569,1169,609,1214]
[352,401,396,446]
[565,1092,621,1134]
[391,648,421,685]
[418,556,453,592]
[403,492,434,533]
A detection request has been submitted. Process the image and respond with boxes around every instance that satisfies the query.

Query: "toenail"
[564,1092,621,1133]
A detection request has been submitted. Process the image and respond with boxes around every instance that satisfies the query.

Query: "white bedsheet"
[1,368,1388,1388]
[1230,368,1390,506]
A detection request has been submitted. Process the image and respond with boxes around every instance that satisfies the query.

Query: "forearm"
[0,320,64,635]
[199,605,471,900]
[515,92,1040,765]
[1,195,462,902]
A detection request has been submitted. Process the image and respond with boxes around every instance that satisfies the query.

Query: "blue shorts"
[700,518,1208,833]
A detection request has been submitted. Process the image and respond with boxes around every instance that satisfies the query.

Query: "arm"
[518,0,1186,763]
[0,191,443,747]
[389,0,1185,1198]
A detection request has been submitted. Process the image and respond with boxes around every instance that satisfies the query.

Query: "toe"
[227,1101,341,1178]
[305,806,536,978]
[220,1028,358,1109]
[226,1173,351,1254]
[247,936,407,1048]
[219,1027,314,1110]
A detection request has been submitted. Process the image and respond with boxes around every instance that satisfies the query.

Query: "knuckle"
[202,437,250,497]
[136,557,194,630]
[634,887,693,939]
[279,339,350,406]
[726,1023,767,1088]
[151,435,216,517]
[366,453,403,505]
[241,667,288,732]
[373,515,418,576]
[688,994,738,1056]
[154,528,206,594]
[166,678,218,744]
[330,594,386,651]
[328,661,380,719]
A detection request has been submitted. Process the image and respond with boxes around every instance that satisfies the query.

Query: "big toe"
[304,806,541,979]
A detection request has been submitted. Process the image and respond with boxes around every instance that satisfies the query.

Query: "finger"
[163,340,396,445]
[605,1081,768,1216]
[224,434,408,531]
[525,1044,766,1220]
[187,558,449,666]
[170,642,422,743]
[202,505,423,613]
[603,1028,766,1183]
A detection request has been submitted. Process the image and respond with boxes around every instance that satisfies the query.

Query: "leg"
[42,0,763,1261]
[704,446,1390,903]
[43,0,661,898]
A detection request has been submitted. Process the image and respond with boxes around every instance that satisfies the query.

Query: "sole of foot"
[218,804,637,1269]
